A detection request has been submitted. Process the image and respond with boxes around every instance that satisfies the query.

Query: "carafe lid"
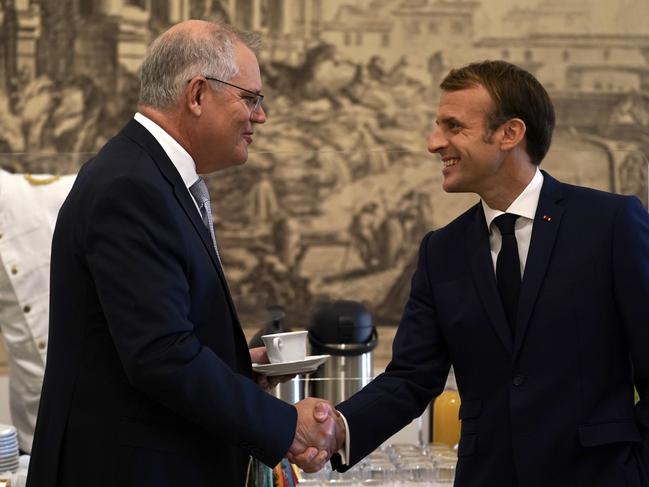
[308,300,377,355]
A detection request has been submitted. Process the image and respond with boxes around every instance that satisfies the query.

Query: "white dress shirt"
[482,168,544,276]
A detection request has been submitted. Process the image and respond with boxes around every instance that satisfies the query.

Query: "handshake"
[287,398,346,472]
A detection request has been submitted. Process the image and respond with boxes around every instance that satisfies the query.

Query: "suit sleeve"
[613,196,649,467]
[84,175,296,467]
[333,232,451,470]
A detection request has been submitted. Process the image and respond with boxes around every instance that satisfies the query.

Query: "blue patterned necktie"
[189,177,221,264]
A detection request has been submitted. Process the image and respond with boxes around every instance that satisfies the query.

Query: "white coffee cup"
[261,330,308,364]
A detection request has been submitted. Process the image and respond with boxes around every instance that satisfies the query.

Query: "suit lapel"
[513,171,564,359]
[120,120,241,324]
[467,204,514,355]
[121,121,223,269]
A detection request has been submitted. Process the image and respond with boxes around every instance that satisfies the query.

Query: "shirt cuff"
[336,410,350,466]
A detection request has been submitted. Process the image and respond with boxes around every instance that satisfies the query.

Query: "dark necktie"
[494,213,521,336]
[189,177,221,264]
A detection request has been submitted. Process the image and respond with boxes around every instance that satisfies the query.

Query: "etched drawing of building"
[229,0,323,39]
[465,0,649,135]
[320,0,479,76]
[0,0,332,91]
[231,0,326,63]
[475,33,649,93]
[0,0,40,90]
[501,0,591,36]
[1,0,154,91]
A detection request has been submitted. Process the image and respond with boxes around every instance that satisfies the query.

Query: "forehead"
[230,42,261,89]
[436,84,493,123]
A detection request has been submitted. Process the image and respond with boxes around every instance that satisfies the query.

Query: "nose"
[427,125,447,154]
[251,104,267,123]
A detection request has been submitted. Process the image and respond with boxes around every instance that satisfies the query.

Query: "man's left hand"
[249,346,296,391]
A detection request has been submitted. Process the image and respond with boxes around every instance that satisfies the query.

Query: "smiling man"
[26,20,339,487]
[325,60,649,486]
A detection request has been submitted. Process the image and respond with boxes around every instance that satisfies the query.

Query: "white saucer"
[252,355,330,376]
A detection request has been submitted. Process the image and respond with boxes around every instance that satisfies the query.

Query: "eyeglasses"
[203,76,264,114]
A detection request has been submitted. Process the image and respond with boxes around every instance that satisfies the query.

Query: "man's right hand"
[287,397,346,472]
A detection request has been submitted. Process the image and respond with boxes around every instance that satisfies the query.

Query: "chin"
[234,154,248,166]
[443,175,472,194]
[442,178,460,193]
[234,147,249,165]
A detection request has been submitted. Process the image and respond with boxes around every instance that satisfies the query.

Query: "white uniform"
[0,169,75,452]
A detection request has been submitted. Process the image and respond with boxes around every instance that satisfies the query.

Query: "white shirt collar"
[482,168,544,231]
[133,112,199,188]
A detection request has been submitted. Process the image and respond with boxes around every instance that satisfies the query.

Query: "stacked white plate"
[0,424,19,473]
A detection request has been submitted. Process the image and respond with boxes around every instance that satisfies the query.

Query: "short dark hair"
[440,60,555,165]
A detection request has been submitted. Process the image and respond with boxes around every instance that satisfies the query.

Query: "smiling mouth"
[443,158,459,168]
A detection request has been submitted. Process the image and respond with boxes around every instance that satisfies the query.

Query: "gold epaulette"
[23,174,61,186]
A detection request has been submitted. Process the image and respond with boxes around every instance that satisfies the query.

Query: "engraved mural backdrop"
[1,0,647,330]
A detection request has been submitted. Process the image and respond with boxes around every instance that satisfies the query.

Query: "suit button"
[23,305,31,313]
[513,374,526,386]
[10,265,18,275]
[37,340,46,350]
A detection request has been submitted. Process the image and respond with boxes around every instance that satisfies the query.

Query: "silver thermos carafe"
[308,300,377,405]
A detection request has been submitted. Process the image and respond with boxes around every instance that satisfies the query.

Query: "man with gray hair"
[27,20,342,487]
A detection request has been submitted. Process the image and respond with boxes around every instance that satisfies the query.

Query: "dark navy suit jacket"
[334,172,649,487]
[26,119,296,487]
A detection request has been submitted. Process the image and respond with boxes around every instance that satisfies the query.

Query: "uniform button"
[37,340,47,350]
[23,305,31,313]
[513,374,526,386]
[10,265,18,275]
[0,233,3,239]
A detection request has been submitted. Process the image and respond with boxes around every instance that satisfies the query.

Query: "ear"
[186,77,206,117]
[500,118,526,151]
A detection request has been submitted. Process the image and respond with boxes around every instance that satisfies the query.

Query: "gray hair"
[138,21,261,109]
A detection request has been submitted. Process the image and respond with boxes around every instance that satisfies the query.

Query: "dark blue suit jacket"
[335,172,649,487]
[27,120,296,487]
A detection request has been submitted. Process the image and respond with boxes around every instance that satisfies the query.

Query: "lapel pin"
[543,215,552,222]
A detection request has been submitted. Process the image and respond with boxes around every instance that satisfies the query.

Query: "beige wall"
[0,0,647,332]
[0,0,646,449]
